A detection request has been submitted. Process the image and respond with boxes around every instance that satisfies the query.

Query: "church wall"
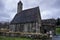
[32,23,36,33]
[36,22,39,33]
[15,24,20,32]
[36,12,41,33]
[9,24,15,32]
[23,22,36,33]
[24,23,28,32]
[9,22,39,33]
[16,24,24,32]
[29,23,32,32]
[24,23,33,32]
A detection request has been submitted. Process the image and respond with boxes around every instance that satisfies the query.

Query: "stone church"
[10,1,41,33]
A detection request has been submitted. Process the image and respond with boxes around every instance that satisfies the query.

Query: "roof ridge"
[22,6,39,11]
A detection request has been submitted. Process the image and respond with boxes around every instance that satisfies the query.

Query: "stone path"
[52,35,60,40]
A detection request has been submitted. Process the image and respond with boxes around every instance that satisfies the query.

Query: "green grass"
[0,36,32,40]
[56,28,60,34]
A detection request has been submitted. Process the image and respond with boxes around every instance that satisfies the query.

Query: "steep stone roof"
[41,19,56,26]
[11,7,40,24]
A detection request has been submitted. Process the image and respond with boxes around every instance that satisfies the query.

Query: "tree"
[56,18,60,25]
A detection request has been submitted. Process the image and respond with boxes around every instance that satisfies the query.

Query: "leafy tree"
[56,18,60,25]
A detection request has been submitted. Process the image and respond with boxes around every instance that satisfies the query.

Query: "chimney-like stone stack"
[17,1,23,13]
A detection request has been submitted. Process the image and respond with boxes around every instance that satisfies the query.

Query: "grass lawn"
[56,28,60,34]
[0,36,32,40]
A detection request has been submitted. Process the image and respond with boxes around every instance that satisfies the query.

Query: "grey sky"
[0,0,60,22]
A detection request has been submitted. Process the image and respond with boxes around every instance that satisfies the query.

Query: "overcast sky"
[0,0,60,22]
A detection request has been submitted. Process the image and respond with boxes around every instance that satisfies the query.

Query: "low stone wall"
[0,32,52,40]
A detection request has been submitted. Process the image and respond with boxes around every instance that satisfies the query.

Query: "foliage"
[0,34,48,40]
[56,28,60,34]
[0,36,32,40]
[56,18,60,25]
[42,36,47,40]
